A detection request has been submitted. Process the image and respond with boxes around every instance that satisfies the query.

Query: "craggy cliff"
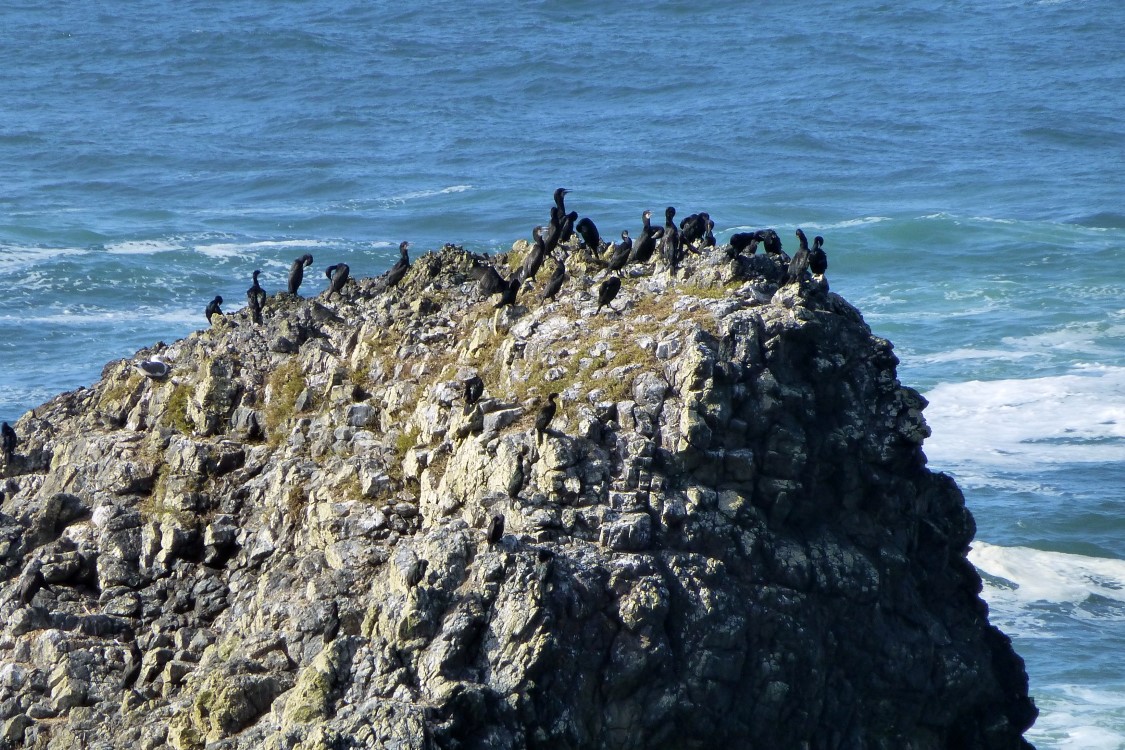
[0,239,1036,749]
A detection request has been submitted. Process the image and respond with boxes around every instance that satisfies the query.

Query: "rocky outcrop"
[0,239,1036,748]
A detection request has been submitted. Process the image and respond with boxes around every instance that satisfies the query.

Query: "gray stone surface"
[0,241,1036,749]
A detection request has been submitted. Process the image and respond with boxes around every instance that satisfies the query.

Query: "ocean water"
[1,1,1122,745]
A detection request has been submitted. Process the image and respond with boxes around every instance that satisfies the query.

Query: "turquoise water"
[2,1,1124,745]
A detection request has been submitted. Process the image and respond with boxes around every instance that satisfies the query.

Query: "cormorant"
[1,422,16,464]
[575,217,601,254]
[703,218,716,248]
[543,211,565,253]
[535,392,558,436]
[463,375,485,406]
[541,256,566,301]
[134,359,171,379]
[288,254,314,295]
[487,514,505,545]
[809,235,828,276]
[405,558,428,588]
[679,211,710,250]
[661,206,682,270]
[559,211,579,244]
[596,275,622,314]
[553,187,569,217]
[205,295,223,326]
[759,229,788,263]
[523,227,547,280]
[728,233,759,259]
[385,241,410,287]
[786,228,811,285]
[629,210,663,263]
[326,263,350,298]
[607,231,632,271]
[494,270,522,308]
[247,269,267,324]
[469,263,505,296]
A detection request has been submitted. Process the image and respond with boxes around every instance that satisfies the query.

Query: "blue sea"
[2,1,1122,745]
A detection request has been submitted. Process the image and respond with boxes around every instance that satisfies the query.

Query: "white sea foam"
[923,366,1125,468]
[193,238,339,259]
[970,542,1125,607]
[1028,687,1125,750]
[0,245,86,274]
[799,216,892,230]
[918,347,1041,364]
[104,240,181,255]
[381,184,473,205]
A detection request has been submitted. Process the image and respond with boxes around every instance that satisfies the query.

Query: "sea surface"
[2,1,1123,745]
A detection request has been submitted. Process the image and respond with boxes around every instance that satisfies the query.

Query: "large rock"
[0,242,1036,749]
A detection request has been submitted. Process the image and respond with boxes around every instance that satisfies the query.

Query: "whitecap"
[923,367,1125,468]
[970,542,1125,606]
[799,216,892,230]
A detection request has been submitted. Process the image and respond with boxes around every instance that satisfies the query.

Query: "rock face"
[0,241,1036,749]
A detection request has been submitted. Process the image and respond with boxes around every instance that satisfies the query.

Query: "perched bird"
[759,229,788,262]
[385,241,411,287]
[607,231,632,271]
[405,558,428,588]
[596,275,622,314]
[1,422,16,464]
[205,295,223,326]
[247,269,267,324]
[463,375,485,406]
[522,227,547,280]
[575,217,601,253]
[325,263,350,298]
[629,210,663,264]
[558,211,579,245]
[288,254,314,295]
[661,206,682,270]
[727,233,759,259]
[809,235,828,276]
[535,392,558,436]
[786,228,811,285]
[469,262,505,296]
[679,211,710,250]
[494,270,523,308]
[552,187,569,217]
[702,218,716,248]
[541,256,567,301]
[487,514,505,545]
[134,358,171,379]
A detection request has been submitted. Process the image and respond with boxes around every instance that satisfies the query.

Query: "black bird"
[535,392,558,436]
[661,206,682,270]
[703,218,716,248]
[759,229,788,263]
[385,241,411,287]
[629,210,663,264]
[494,270,523,308]
[543,211,565,253]
[786,228,811,285]
[463,375,485,406]
[1,422,16,464]
[809,235,828,276]
[326,263,350,298]
[205,295,223,326]
[470,262,505,296]
[575,217,601,254]
[607,231,632,271]
[522,227,547,280]
[405,558,428,588]
[541,256,567,301]
[247,269,267,324]
[596,275,622,314]
[288,254,314,295]
[553,187,569,217]
[679,211,710,250]
[727,233,759,259]
[559,211,579,244]
[487,514,505,545]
